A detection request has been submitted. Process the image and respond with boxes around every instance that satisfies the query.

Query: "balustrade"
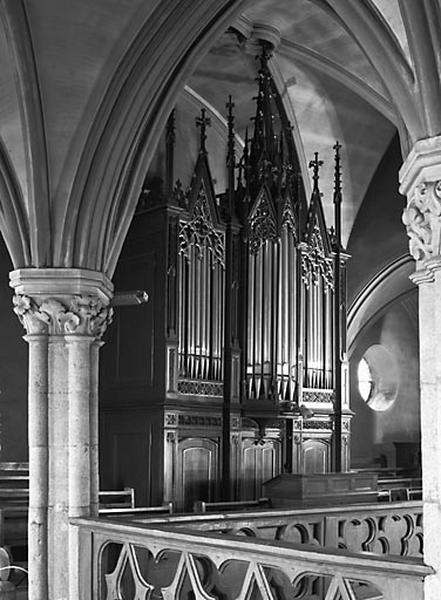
[129,501,423,559]
[73,516,431,600]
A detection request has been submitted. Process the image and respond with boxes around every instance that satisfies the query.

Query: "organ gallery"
[100,47,352,510]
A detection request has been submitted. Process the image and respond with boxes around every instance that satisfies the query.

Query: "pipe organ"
[100,47,352,510]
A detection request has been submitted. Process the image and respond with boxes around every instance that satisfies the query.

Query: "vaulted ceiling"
[0,0,438,273]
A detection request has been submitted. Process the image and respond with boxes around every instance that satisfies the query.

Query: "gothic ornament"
[402,180,441,262]
[178,183,225,268]
[300,222,334,289]
[248,189,278,254]
[301,153,334,288]
[281,194,298,238]
[13,293,113,337]
[177,379,223,397]
[302,390,335,403]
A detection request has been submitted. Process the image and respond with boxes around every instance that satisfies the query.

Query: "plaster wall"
[350,299,420,468]
[347,134,420,468]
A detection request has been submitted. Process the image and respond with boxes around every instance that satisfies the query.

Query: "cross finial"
[257,41,272,73]
[196,108,211,153]
[308,152,323,190]
[333,141,342,203]
[226,95,235,116]
[226,95,235,168]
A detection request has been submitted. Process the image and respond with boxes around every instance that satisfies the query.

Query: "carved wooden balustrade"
[73,516,431,600]
[128,501,423,559]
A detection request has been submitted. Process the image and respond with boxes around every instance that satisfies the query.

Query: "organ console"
[100,44,352,511]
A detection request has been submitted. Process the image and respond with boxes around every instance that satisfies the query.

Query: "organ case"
[100,47,352,510]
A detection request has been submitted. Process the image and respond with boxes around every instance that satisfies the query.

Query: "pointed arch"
[398,0,441,137]
[310,0,422,142]
[0,0,50,267]
[59,0,249,278]
[0,139,30,267]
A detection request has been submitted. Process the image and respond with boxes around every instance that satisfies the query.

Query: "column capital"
[400,135,441,277]
[9,268,114,336]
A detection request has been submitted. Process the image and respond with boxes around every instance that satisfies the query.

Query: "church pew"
[193,498,271,513]
[378,477,422,488]
[0,486,138,508]
[406,488,422,501]
[98,488,135,509]
[100,503,174,517]
[377,489,392,502]
[378,477,422,502]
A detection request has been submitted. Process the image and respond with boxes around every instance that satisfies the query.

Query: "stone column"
[10,268,113,600]
[400,135,441,598]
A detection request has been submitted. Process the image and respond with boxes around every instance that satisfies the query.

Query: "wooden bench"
[100,503,174,517]
[378,478,422,502]
[0,487,138,510]
[193,498,271,513]
[99,488,135,509]
[406,488,422,501]
[377,489,392,502]
[378,477,422,488]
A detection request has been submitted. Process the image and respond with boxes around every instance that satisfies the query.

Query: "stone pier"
[10,268,113,600]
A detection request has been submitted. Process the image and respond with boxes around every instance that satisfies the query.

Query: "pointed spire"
[226,95,236,219]
[244,127,249,157]
[257,40,272,73]
[166,108,176,196]
[333,141,343,248]
[333,141,342,204]
[196,108,211,154]
[250,42,275,167]
[226,95,235,169]
[243,127,250,192]
[308,152,323,192]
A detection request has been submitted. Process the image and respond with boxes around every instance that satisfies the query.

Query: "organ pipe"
[168,42,349,482]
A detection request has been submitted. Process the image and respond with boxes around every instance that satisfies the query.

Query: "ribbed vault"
[0,0,438,279]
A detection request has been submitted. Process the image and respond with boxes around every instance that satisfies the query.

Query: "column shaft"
[399,136,441,598]
[48,337,69,597]
[26,334,49,600]
[10,267,114,600]
[418,275,441,598]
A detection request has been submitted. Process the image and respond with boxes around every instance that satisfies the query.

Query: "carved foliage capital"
[13,293,113,337]
[402,179,441,262]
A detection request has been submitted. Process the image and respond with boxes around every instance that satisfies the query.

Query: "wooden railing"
[130,501,424,558]
[72,516,432,600]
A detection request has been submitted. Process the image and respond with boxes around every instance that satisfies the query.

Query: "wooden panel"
[102,251,156,389]
[100,409,164,507]
[241,444,258,501]
[111,432,152,506]
[176,438,219,511]
[303,440,329,474]
[240,439,281,500]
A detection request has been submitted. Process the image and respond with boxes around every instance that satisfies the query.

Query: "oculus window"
[357,344,398,412]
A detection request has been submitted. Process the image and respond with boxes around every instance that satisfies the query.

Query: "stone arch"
[309,0,422,142]
[61,0,250,278]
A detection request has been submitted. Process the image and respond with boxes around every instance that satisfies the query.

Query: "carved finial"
[249,41,276,167]
[333,141,342,204]
[257,41,272,73]
[308,152,323,190]
[196,108,211,154]
[166,108,176,195]
[226,95,235,168]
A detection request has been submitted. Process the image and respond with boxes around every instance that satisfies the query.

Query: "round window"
[357,344,399,411]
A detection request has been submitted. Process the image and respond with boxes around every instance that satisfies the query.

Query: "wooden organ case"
[100,48,352,511]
